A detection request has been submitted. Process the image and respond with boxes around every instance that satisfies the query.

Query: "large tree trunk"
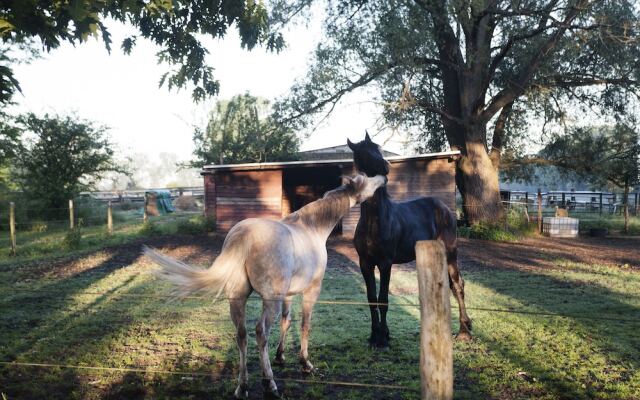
[457,141,503,225]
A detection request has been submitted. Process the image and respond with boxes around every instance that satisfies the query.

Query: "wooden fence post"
[143,193,148,223]
[69,199,74,230]
[537,190,543,234]
[416,240,453,400]
[107,201,113,234]
[9,202,16,256]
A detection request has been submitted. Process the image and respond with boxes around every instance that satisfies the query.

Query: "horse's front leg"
[446,242,473,341]
[300,281,321,373]
[359,257,380,348]
[377,260,392,349]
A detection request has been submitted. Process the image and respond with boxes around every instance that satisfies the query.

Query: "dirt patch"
[458,236,640,272]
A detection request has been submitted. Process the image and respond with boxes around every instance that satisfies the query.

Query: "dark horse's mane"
[348,133,472,348]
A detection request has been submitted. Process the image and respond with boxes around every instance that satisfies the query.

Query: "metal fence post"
[69,199,74,230]
[9,202,16,256]
[416,240,453,400]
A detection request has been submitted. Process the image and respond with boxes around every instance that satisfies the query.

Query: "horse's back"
[228,218,324,297]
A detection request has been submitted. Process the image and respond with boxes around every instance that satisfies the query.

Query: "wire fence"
[0,194,207,257]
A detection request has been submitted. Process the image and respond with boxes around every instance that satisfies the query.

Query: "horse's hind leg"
[257,298,282,399]
[299,281,321,373]
[274,296,293,365]
[445,238,473,341]
[230,293,251,399]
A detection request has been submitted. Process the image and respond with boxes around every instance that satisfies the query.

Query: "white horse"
[144,173,386,399]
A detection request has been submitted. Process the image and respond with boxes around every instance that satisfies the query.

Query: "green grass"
[0,237,638,399]
[575,215,640,235]
[0,212,210,265]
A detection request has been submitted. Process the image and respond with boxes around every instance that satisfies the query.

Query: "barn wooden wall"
[203,156,456,235]
[341,158,456,235]
[210,170,283,232]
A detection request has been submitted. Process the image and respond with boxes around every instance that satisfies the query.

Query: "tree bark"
[489,103,513,170]
[458,140,503,225]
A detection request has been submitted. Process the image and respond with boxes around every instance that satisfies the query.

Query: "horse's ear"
[347,138,356,151]
[364,131,372,143]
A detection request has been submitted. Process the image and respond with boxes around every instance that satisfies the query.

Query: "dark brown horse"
[348,133,472,348]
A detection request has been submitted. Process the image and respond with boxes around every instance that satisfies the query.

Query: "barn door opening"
[282,165,343,234]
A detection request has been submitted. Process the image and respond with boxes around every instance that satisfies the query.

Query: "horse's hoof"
[300,360,315,374]
[274,353,285,366]
[456,330,473,342]
[234,385,248,399]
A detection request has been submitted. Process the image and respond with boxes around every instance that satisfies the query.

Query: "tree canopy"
[190,93,300,166]
[12,113,125,215]
[272,0,640,223]
[542,123,639,231]
[542,123,640,191]
[0,0,284,103]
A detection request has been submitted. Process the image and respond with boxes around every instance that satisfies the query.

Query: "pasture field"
[0,234,639,399]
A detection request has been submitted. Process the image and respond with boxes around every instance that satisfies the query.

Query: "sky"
[10,15,408,171]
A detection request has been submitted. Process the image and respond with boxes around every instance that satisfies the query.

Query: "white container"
[543,217,579,238]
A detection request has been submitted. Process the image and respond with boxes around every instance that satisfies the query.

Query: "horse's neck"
[360,186,394,243]
[287,192,351,238]
[362,186,392,218]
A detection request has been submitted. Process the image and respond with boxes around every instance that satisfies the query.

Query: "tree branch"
[481,0,592,123]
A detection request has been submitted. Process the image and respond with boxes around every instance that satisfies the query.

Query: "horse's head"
[347,131,390,177]
[342,173,387,206]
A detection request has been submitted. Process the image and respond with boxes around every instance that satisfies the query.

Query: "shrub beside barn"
[201,151,460,235]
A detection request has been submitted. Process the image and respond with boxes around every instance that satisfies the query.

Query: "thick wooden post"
[9,202,16,256]
[537,190,543,233]
[143,193,148,223]
[69,199,74,229]
[107,201,113,234]
[599,193,603,215]
[416,240,453,400]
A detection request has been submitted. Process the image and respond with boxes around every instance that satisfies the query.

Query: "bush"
[173,195,201,212]
[63,226,82,249]
[139,221,162,236]
[458,223,519,242]
[176,215,216,235]
[116,200,140,211]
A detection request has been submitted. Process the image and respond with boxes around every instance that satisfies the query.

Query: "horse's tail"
[144,243,246,300]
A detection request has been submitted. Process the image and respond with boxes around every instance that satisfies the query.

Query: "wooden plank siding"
[202,152,458,235]
[210,170,283,233]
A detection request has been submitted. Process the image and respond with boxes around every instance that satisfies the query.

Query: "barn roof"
[201,150,460,174]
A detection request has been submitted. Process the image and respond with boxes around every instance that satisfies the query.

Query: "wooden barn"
[201,151,460,235]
